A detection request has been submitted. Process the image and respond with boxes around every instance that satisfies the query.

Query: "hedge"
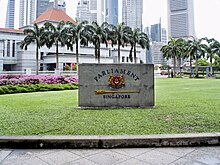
[0,83,78,95]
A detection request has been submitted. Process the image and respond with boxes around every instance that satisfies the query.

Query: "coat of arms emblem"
[108,74,125,89]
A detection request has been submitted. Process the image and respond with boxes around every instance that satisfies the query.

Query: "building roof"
[33,8,77,25]
[0,28,23,34]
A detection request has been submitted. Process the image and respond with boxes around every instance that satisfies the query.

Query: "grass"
[0,78,220,135]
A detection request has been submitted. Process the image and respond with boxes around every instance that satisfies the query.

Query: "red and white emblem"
[108,74,125,89]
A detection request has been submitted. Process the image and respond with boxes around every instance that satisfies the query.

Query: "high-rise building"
[37,0,66,18]
[5,0,15,28]
[76,0,105,24]
[167,0,196,39]
[161,28,167,44]
[150,23,161,42]
[105,0,118,25]
[19,0,66,27]
[76,0,91,23]
[36,0,53,19]
[122,0,143,30]
[147,19,167,44]
[19,0,36,28]
[150,42,167,65]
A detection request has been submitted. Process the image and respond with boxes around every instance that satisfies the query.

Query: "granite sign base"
[78,64,154,109]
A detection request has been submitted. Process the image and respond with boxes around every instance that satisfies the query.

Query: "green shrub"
[0,83,78,95]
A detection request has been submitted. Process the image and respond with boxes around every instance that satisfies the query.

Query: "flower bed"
[0,74,78,94]
[0,74,78,86]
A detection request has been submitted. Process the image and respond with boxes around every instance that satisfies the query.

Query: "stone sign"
[78,64,154,108]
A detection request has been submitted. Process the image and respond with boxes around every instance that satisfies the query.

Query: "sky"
[1,0,220,41]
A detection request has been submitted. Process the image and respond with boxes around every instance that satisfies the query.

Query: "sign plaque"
[78,64,154,108]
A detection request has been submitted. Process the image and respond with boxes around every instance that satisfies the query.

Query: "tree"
[43,21,67,71]
[201,37,220,76]
[129,28,150,63]
[108,22,132,63]
[196,58,210,66]
[86,21,109,63]
[65,20,88,67]
[160,37,184,77]
[176,38,186,77]
[185,38,205,77]
[20,23,45,75]
[213,56,220,67]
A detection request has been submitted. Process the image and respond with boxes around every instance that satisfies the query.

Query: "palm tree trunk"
[173,57,176,77]
[76,39,79,65]
[134,45,137,63]
[196,56,199,77]
[98,44,101,64]
[95,45,98,63]
[118,43,120,63]
[56,41,59,70]
[36,46,39,75]
[210,56,213,76]
[190,55,192,78]
[129,46,133,62]
[75,41,79,74]
[178,57,181,78]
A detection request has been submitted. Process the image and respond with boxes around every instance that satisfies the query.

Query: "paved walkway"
[0,146,220,165]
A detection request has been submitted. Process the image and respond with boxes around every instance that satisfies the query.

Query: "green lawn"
[0,79,220,135]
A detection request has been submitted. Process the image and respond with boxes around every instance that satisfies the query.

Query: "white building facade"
[0,8,146,72]
[0,30,146,72]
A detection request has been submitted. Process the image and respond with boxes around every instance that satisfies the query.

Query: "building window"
[40,52,44,60]
[12,40,15,57]
[127,57,129,62]
[40,63,43,71]
[2,41,5,57]
[122,56,125,62]
[7,40,10,57]
[109,50,112,57]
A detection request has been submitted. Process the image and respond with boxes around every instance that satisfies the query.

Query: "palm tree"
[176,38,186,77]
[43,21,67,71]
[20,23,45,75]
[185,38,205,77]
[108,23,132,63]
[201,37,220,76]
[86,21,109,64]
[129,28,150,63]
[160,37,184,77]
[65,20,88,67]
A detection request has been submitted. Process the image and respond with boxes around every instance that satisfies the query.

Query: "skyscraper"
[150,23,161,42]
[36,0,53,18]
[76,0,91,23]
[105,0,118,25]
[76,0,105,24]
[167,0,196,39]
[37,0,66,18]
[19,0,36,28]
[147,18,167,43]
[122,0,143,30]
[161,28,167,44]
[19,0,66,27]
[5,0,15,28]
